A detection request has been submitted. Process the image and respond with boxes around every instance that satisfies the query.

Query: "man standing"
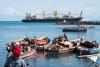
[4,45,27,67]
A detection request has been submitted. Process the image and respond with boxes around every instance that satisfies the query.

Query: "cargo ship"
[22,11,83,23]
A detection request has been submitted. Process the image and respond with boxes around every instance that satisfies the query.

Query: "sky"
[0,0,100,21]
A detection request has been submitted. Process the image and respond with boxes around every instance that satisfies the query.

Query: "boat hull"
[79,49,99,55]
[75,47,99,55]
[20,49,36,59]
[62,27,87,32]
[22,17,82,22]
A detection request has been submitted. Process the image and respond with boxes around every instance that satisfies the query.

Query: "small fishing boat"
[74,40,100,55]
[62,13,87,32]
[34,36,50,50]
[47,45,75,54]
[35,39,46,50]
[6,36,37,59]
[47,40,76,54]
[76,46,99,55]
[75,41,99,55]
[62,26,87,32]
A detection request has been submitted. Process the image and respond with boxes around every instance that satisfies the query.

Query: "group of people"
[4,36,51,67]
[4,41,29,67]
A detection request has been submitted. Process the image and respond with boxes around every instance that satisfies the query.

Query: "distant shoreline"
[0,20,20,22]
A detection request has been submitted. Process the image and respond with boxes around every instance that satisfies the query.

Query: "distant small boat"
[62,26,87,32]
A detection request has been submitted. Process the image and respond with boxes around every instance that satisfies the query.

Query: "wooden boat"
[76,46,99,55]
[20,49,36,59]
[34,36,50,50]
[58,47,74,53]
[47,40,76,54]
[73,39,100,55]
[47,46,75,54]
[6,37,37,59]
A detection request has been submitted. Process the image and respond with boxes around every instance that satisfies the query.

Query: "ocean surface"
[0,21,100,67]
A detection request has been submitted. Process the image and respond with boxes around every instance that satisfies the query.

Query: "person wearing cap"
[4,45,27,67]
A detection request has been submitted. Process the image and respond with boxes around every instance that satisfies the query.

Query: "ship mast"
[68,11,71,18]
[54,10,58,18]
[80,10,83,17]
[43,11,45,19]
[79,10,83,27]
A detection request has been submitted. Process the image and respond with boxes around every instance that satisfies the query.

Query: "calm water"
[0,21,100,67]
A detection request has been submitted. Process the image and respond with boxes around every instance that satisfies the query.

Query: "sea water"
[0,21,100,67]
